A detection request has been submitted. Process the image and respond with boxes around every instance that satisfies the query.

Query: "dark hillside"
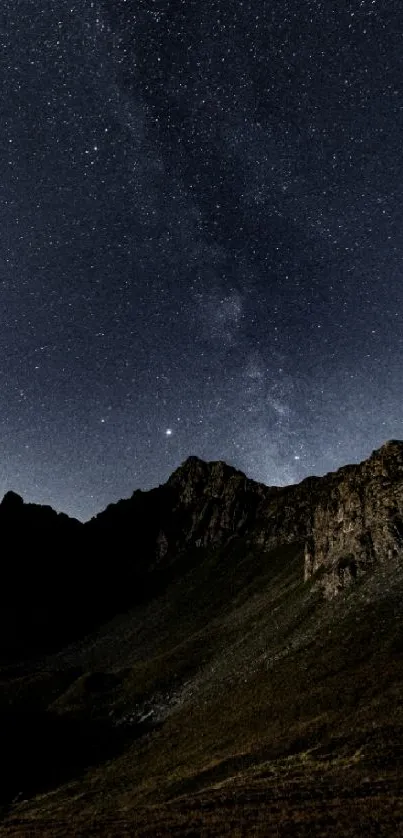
[1,443,403,835]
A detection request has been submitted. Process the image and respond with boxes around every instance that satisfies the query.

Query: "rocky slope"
[303,440,403,596]
[88,439,403,599]
[1,440,402,660]
[0,441,403,836]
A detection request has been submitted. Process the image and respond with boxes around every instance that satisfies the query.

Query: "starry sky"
[1,0,403,520]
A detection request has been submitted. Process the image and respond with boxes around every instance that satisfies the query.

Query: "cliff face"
[164,456,269,552]
[1,440,402,662]
[87,441,403,600]
[303,440,403,597]
[140,442,403,599]
[97,440,402,601]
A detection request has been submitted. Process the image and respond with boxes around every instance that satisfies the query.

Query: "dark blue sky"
[1,0,402,519]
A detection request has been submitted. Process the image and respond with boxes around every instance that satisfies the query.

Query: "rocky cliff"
[119,440,403,599]
[303,439,403,596]
[1,440,402,662]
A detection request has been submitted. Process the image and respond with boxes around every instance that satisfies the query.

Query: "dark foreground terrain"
[1,443,403,835]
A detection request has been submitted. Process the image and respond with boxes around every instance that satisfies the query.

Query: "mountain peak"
[167,454,244,491]
[1,490,24,509]
[372,438,403,457]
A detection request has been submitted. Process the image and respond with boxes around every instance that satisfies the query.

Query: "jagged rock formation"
[1,440,402,662]
[164,456,269,550]
[154,442,403,598]
[95,440,402,600]
[303,440,403,597]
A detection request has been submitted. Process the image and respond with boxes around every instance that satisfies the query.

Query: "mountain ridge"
[2,438,400,521]
[1,439,402,607]
[87,438,403,599]
[1,439,403,835]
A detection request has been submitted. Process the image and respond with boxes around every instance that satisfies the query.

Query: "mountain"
[1,442,403,836]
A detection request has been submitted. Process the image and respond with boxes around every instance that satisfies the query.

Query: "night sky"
[1,1,403,520]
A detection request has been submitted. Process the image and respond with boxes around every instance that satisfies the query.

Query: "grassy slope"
[1,539,403,836]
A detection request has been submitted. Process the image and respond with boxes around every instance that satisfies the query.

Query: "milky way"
[1,0,402,519]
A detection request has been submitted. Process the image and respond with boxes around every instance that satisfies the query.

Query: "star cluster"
[1,0,402,519]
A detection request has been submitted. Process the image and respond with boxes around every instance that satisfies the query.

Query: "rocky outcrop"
[153,442,403,599]
[87,442,403,601]
[1,440,402,662]
[165,456,269,549]
[303,440,403,597]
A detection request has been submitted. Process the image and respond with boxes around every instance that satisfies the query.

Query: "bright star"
[165,428,173,436]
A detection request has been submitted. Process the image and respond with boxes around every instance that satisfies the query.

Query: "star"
[1,0,401,521]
